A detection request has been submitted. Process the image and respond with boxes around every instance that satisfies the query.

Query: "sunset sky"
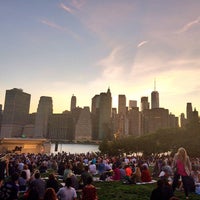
[0,0,199,117]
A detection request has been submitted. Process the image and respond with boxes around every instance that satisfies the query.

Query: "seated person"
[82,176,98,200]
[150,178,176,200]
[111,164,120,181]
[132,164,141,183]
[141,165,152,182]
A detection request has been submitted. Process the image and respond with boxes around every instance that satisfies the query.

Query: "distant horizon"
[0,1,199,117]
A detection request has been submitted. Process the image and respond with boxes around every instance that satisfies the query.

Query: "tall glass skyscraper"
[151,91,159,109]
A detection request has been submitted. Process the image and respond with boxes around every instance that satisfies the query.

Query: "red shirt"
[141,169,152,182]
[125,166,132,177]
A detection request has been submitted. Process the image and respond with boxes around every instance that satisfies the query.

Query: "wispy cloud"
[97,47,125,80]
[41,19,66,31]
[137,40,148,48]
[40,19,81,40]
[60,0,86,13]
[177,16,200,33]
[60,3,74,14]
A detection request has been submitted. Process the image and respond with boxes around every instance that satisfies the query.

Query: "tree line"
[99,120,200,157]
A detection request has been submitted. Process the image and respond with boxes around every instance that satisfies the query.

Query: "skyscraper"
[0,88,31,138]
[128,107,141,136]
[118,95,128,135]
[34,96,53,138]
[98,88,112,139]
[129,100,137,109]
[141,97,149,111]
[75,107,92,140]
[151,80,159,109]
[92,88,112,140]
[186,102,193,121]
[151,91,159,109]
[70,94,76,111]
[118,95,126,115]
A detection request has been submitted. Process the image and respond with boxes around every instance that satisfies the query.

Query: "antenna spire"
[154,78,156,91]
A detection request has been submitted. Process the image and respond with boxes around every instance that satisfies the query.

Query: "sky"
[0,0,200,117]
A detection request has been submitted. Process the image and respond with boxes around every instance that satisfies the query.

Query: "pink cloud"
[40,19,81,40]
[177,16,200,33]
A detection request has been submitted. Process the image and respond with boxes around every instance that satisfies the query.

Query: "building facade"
[92,88,112,140]
[48,112,74,140]
[75,107,92,141]
[0,88,31,138]
[34,96,53,138]
[128,107,141,136]
[70,95,76,111]
[141,97,149,111]
[151,91,159,109]
[118,95,128,135]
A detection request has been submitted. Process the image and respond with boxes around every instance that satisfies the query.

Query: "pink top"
[177,159,187,176]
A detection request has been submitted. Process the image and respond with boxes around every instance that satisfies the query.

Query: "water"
[50,143,99,154]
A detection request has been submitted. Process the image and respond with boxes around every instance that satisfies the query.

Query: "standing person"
[172,147,193,199]
[29,171,46,200]
[44,188,58,200]
[57,177,77,200]
[63,163,73,182]
[23,164,31,181]
[18,170,27,191]
[82,176,98,200]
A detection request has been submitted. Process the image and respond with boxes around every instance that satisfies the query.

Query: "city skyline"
[0,1,200,116]
[0,87,197,118]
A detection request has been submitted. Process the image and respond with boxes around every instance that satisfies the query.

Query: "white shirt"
[57,186,77,200]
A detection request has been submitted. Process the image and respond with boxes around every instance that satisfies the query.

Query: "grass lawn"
[94,181,200,200]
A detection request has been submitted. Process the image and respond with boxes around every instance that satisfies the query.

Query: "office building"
[118,95,126,115]
[141,108,170,134]
[70,94,76,111]
[75,107,92,141]
[151,91,159,109]
[180,113,187,128]
[118,95,128,135]
[92,88,112,140]
[129,100,137,109]
[0,88,30,138]
[34,96,53,138]
[48,112,74,140]
[141,97,149,111]
[128,107,141,136]
[151,80,159,109]
[91,95,100,140]
[186,102,193,122]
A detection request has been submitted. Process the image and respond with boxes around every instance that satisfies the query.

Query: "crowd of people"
[0,147,199,200]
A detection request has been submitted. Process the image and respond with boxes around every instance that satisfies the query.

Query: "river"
[50,143,99,154]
